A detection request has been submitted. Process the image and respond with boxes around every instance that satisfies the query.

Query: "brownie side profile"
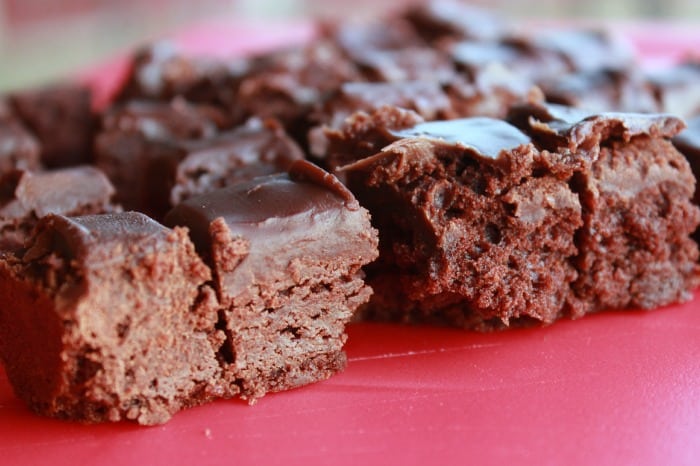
[508,102,700,314]
[341,116,583,328]
[10,83,95,168]
[165,160,379,400]
[0,212,226,424]
[0,166,118,252]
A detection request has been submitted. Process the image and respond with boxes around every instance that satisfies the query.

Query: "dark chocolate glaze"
[24,212,165,264]
[164,160,354,255]
[389,117,531,160]
[508,101,685,151]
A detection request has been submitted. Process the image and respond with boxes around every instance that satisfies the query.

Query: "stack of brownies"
[1,0,699,424]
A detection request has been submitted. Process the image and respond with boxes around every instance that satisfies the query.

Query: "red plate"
[1,19,699,466]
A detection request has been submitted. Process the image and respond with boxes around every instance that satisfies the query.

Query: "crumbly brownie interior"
[0,212,225,424]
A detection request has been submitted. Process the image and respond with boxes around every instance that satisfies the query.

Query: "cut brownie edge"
[0,212,227,424]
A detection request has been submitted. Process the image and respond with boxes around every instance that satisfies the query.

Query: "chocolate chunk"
[0,212,226,424]
[507,101,685,152]
[164,160,378,400]
[0,166,118,252]
[325,19,455,84]
[10,83,94,168]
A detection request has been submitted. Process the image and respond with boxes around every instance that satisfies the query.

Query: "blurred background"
[1,0,699,91]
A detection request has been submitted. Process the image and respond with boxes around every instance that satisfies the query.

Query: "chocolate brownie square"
[233,42,362,144]
[340,113,582,327]
[164,160,378,400]
[508,102,700,314]
[10,83,94,168]
[0,166,118,252]
[0,212,225,424]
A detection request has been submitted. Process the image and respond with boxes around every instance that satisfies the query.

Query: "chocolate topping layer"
[508,101,686,152]
[0,166,117,252]
[388,117,531,161]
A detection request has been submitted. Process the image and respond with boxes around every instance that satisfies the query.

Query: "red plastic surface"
[1,20,700,466]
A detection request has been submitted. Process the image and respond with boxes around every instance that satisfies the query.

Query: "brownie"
[100,97,229,141]
[164,160,378,400]
[233,42,362,143]
[95,115,303,219]
[509,102,700,314]
[308,81,453,158]
[168,118,305,206]
[538,68,659,113]
[401,0,507,43]
[10,83,94,168]
[340,112,582,327]
[326,19,455,84]
[448,29,635,87]
[320,105,426,174]
[116,41,248,108]
[0,166,118,252]
[339,104,699,327]
[527,29,636,74]
[0,212,226,424]
[0,118,42,176]
[646,60,700,119]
